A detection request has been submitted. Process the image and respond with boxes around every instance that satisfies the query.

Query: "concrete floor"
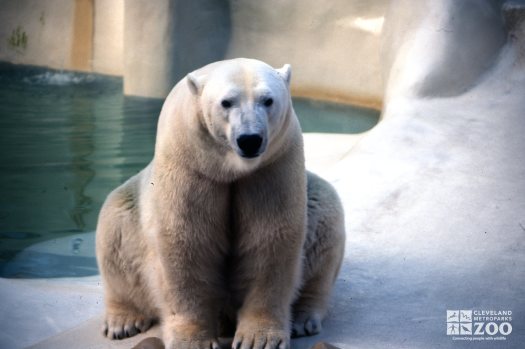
[2,18,525,349]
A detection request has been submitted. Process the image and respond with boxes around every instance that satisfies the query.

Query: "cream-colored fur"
[96,58,345,349]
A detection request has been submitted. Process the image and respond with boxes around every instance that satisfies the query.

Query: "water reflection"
[0,63,161,277]
[68,92,96,230]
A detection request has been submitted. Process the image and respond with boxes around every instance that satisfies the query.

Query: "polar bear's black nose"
[237,134,263,158]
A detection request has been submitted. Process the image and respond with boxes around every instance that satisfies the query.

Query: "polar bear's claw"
[103,312,153,340]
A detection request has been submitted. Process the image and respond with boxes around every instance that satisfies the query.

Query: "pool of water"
[0,63,379,278]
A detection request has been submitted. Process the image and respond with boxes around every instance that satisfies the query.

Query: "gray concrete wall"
[0,0,76,71]
[0,0,512,107]
[0,0,388,107]
[92,0,124,76]
[123,0,231,98]
[224,0,387,108]
[0,0,123,74]
[121,0,388,107]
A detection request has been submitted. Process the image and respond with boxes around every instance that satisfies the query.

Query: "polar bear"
[96,58,345,349]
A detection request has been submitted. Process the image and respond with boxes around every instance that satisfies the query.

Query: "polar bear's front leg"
[232,156,307,349]
[151,174,230,349]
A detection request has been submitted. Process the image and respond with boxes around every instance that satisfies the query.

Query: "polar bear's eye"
[263,97,273,107]
[221,100,232,109]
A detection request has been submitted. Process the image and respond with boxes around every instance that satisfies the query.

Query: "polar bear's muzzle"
[236,133,265,158]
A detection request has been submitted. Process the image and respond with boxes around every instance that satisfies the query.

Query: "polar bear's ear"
[186,73,205,95]
[276,64,292,86]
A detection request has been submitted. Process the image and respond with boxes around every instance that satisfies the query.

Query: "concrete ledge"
[0,276,103,349]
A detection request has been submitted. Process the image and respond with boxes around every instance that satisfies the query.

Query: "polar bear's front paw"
[232,331,289,349]
[233,320,289,349]
[291,311,322,338]
[103,312,153,340]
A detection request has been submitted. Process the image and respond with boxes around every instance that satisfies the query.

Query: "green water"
[0,63,379,278]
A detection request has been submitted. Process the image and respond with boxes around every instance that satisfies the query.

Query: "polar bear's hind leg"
[292,172,346,338]
[96,182,158,339]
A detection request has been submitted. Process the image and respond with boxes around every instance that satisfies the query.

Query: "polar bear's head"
[186,59,292,170]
